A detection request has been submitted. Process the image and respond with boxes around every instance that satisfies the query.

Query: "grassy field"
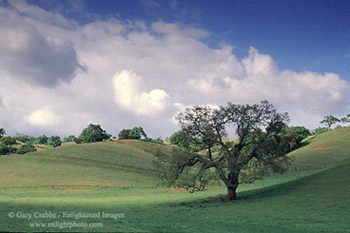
[0,129,349,232]
[0,140,169,188]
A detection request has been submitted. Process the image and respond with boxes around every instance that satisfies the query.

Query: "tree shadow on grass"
[171,172,317,208]
[237,178,306,201]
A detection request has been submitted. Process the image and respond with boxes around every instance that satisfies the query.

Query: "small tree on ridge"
[320,115,340,130]
[78,124,111,143]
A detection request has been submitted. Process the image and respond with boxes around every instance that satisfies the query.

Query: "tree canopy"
[17,143,36,154]
[118,127,147,140]
[48,136,62,147]
[153,101,294,201]
[0,136,17,146]
[283,126,310,151]
[34,135,48,145]
[15,133,35,143]
[341,114,350,125]
[63,135,77,143]
[0,128,5,138]
[77,124,111,143]
[118,129,132,139]
[320,115,340,130]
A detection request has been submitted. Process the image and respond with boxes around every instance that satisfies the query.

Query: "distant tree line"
[0,130,37,155]
[0,130,65,155]
[0,123,164,156]
[2,109,347,157]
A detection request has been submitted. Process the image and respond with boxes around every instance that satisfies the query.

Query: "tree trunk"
[227,185,238,201]
[226,171,239,201]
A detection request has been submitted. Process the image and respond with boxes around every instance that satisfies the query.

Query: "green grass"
[0,155,155,188]
[29,140,168,171]
[290,127,350,170]
[0,129,349,232]
[0,162,349,232]
[0,140,170,189]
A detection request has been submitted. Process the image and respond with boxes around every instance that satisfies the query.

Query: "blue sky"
[27,0,350,79]
[0,0,349,137]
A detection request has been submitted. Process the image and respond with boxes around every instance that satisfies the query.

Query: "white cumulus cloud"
[27,107,60,126]
[113,70,171,117]
[187,47,350,129]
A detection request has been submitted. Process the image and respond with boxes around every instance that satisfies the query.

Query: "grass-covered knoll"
[29,139,168,171]
[0,140,169,189]
[0,129,349,232]
[289,127,350,170]
[0,154,156,188]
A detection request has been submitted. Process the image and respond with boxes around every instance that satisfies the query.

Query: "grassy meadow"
[0,128,350,232]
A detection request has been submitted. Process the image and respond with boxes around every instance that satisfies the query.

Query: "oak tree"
[78,124,111,143]
[320,115,340,130]
[154,101,292,201]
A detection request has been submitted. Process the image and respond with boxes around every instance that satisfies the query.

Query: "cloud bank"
[0,1,349,137]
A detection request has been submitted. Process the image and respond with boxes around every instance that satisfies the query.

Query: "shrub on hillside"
[312,127,328,135]
[0,143,11,155]
[129,127,147,139]
[0,136,17,146]
[151,137,165,144]
[17,143,36,154]
[78,124,111,143]
[15,133,35,143]
[63,135,77,143]
[118,129,132,139]
[0,136,17,155]
[283,126,311,151]
[34,135,48,145]
[48,136,62,147]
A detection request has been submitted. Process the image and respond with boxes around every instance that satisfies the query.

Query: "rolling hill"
[0,128,349,232]
[0,140,169,188]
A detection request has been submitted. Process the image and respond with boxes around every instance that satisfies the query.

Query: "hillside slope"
[0,128,349,190]
[289,127,350,170]
[0,129,349,232]
[0,140,168,188]
[29,140,169,171]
